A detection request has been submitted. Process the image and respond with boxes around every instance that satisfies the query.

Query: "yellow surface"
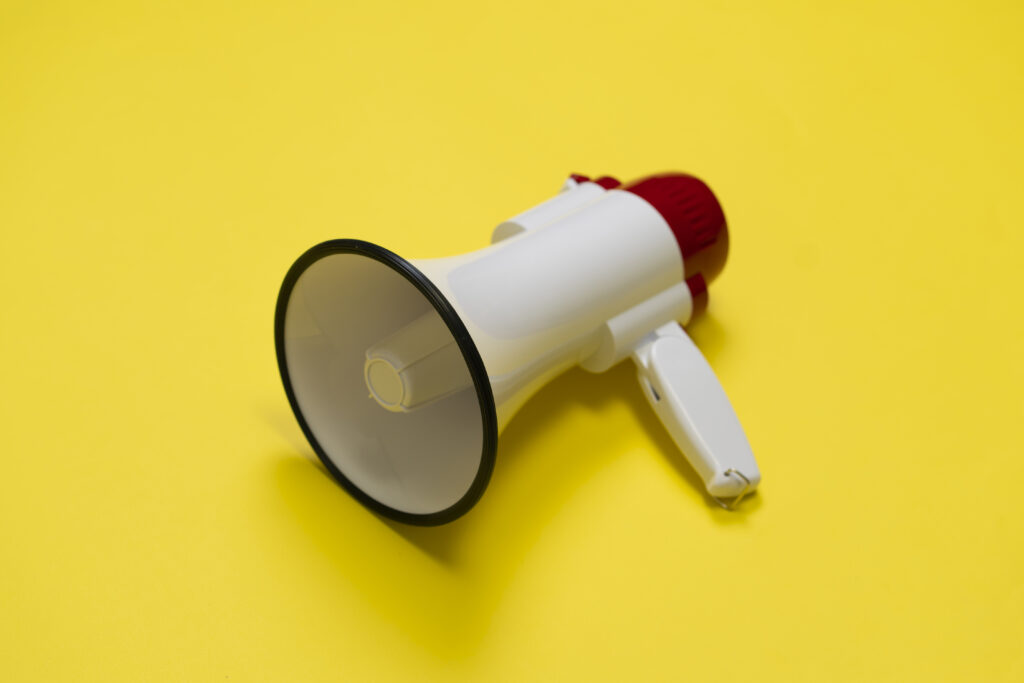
[2,1,1022,680]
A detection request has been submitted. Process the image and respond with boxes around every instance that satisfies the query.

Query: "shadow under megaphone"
[264,310,758,659]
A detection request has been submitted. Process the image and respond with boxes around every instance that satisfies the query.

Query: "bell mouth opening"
[274,239,498,526]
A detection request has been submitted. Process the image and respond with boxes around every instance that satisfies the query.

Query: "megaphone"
[275,172,761,525]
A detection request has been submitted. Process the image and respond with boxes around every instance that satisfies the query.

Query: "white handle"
[631,322,760,506]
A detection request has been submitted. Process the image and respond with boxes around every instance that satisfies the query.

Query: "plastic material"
[421,188,684,429]
[624,173,729,285]
[276,243,496,523]
[276,171,760,524]
[364,311,472,411]
[632,322,760,498]
[580,281,693,373]
[492,177,609,242]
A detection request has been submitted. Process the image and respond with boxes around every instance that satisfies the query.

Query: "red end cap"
[623,173,729,285]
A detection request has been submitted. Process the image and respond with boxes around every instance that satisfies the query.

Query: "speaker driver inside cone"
[274,240,497,525]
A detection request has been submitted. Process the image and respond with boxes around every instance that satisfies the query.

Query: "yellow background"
[2,1,1022,680]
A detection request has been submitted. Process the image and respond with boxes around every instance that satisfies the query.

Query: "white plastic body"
[492,177,607,242]
[404,181,761,501]
[414,187,682,429]
[632,323,760,498]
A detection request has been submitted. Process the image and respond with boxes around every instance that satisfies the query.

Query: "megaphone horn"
[275,171,761,525]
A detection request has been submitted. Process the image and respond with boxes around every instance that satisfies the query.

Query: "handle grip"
[632,323,760,506]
